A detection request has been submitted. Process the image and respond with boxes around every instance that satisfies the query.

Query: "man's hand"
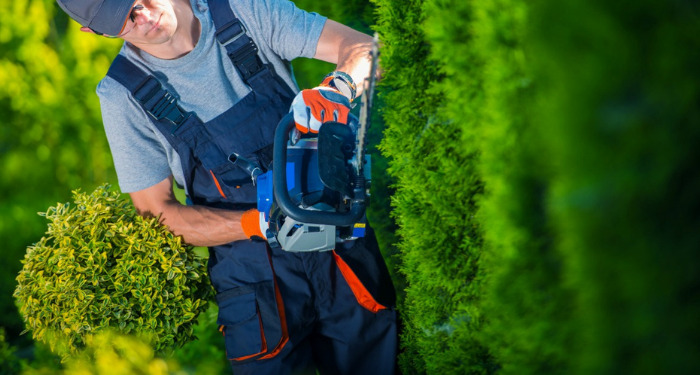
[290,86,351,134]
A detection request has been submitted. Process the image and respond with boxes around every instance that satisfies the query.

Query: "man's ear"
[80,26,95,34]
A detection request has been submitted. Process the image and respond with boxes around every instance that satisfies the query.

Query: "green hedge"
[467,0,575,373]
[373,0,491,373]
[374,0,700,373]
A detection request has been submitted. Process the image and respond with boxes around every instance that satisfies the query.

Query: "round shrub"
[14,185,213,355]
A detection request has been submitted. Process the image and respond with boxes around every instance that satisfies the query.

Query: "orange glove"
[290,72,356,134]
[241,209,267,240]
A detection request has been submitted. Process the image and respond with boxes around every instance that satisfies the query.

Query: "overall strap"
[106,55,227,198]
[209,0,272,92]
[107,55,194,140]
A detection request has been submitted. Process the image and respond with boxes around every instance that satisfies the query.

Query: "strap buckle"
[215,18,246,46]
[214,19,264,82]
[228,40,264,81]
[150,91,187,125]
[134,76,188,129]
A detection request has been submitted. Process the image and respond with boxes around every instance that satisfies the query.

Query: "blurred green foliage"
[0,0,121,344]
[531,1,700,373]
[0,328,22,374]
[463,0,575,373]
[21,329,184,375]
[5,328,192,374]
[169,304,229,375]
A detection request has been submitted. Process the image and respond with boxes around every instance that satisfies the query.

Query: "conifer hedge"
[372,0,490,373]
[372,0,700,373]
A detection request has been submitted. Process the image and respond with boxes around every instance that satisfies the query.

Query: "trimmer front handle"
[273,113,366,227]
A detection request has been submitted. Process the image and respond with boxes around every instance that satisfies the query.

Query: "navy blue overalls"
[106,1,397,373]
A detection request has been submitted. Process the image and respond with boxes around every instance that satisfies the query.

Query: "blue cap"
[56,0,136,36]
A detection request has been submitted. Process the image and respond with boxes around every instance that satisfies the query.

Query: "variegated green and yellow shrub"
[14,185,213,356]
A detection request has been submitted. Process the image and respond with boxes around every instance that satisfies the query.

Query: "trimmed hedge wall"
[373,0,700,373]
[373,0,490,373]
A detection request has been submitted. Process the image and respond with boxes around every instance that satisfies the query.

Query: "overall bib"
[106,1,397,373]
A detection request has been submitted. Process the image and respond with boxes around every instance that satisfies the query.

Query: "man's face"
[119,0,179,47]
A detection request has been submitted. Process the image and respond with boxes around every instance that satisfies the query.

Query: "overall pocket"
[217,286,265,361]
[216,279,288,362]
[209,161,257,203]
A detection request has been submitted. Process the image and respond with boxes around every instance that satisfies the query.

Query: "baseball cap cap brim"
[56,0,137,36]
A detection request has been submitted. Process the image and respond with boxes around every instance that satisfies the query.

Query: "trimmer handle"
[273,113,366,227]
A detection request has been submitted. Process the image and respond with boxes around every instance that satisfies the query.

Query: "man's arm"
[129,176,248,247]
[313,20,375,96]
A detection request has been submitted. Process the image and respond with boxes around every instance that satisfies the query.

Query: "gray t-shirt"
[97,0,326,193]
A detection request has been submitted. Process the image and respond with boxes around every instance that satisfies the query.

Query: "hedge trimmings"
[14,185,214,355]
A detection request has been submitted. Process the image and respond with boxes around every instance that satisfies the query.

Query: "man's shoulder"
[96,66,129,100]
[97,48,158,99]
[96,44,135,99]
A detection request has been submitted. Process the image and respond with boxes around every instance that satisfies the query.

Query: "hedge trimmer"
[236,34,380,252]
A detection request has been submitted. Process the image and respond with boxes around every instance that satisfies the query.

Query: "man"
[55,0,397,374]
